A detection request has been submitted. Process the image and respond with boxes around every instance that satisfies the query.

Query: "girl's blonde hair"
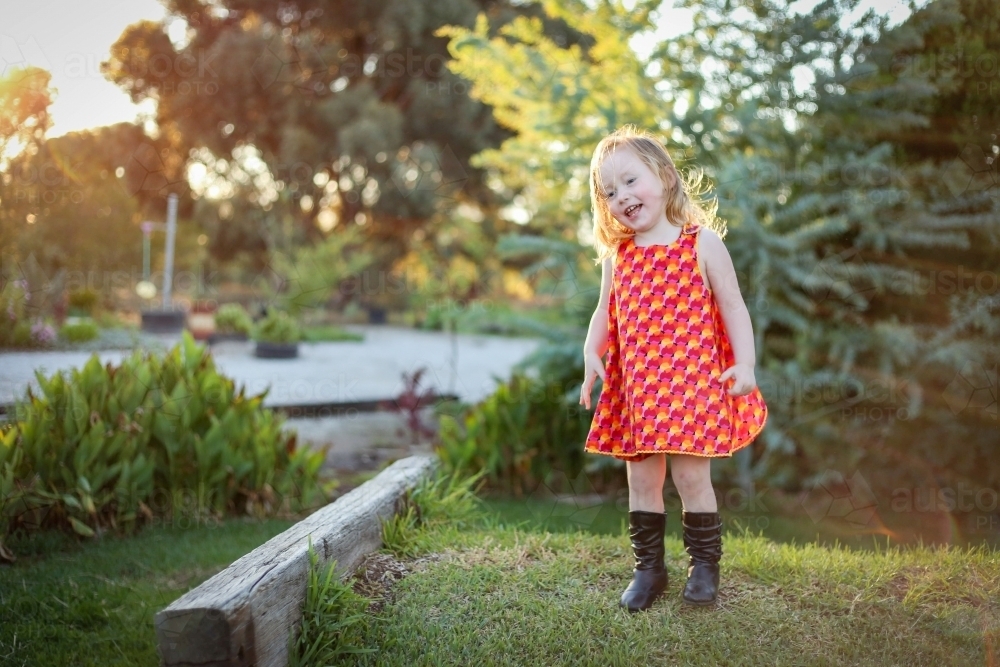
[589,125,726,263]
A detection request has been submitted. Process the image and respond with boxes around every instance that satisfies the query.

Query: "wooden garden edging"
[154,454,440,667]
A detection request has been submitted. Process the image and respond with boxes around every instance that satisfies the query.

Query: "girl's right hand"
[579,352,607,410]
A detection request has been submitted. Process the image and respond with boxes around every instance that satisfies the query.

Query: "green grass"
[4,476,997,667]
[344,509,1000,666]
[477,494,1000,551]
[300,324,365,342]
[0,517,296,666]
[314,471,1000,667]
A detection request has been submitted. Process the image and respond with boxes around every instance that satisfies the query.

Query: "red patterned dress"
[584,223,767,461]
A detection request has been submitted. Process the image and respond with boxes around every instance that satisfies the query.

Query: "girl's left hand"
[720,363,756,396]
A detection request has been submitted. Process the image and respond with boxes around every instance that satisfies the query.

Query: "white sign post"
[162,193,178,309]
[138,193,185,333]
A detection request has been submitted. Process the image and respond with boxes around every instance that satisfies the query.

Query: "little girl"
[579,125,767,613]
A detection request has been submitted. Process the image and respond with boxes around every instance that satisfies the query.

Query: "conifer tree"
[444,0,999,495]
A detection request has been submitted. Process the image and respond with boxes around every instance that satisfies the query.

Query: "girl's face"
[598,146,672,234]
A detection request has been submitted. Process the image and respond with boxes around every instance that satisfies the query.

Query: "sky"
[0,0,921,139]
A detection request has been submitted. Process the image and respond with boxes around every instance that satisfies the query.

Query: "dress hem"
[583,404,769,460]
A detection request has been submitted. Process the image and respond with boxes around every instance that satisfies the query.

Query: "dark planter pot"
[254,341,299,359]
[141,309,187,333]
[208,332,250,345]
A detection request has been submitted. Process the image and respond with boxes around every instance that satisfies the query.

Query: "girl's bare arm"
[580,257,614,408]
[583,257,613,358]
[700,229,757,370]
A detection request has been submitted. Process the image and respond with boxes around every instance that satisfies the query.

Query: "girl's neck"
[632,217,682,248]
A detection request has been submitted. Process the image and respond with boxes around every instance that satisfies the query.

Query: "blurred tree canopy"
[1,69,158,301]
[444,0,999,493]
[0,66,52,164]
[100,0,589,282]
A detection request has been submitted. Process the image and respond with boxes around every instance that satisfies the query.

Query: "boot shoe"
[619,510,668,612]
[681,511,722,606]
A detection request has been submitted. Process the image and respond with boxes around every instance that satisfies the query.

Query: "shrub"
[0,331,325,554]
[60,320,99,343]
[215,303,253,336]
[67,288,99,316]
[30,320,57,346]
[434,372,596,497]
[11,320,33,347]
[253,309,301,344]
[1,280,31,348]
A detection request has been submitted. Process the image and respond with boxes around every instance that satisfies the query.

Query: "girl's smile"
[624,203,642,220]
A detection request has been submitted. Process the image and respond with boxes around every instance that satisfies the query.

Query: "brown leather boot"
[681,511,722,606]
[619,510,668,612]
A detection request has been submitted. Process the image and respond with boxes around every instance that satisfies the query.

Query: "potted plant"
[253,309,301,358]
[210,303,253,344]
[187,299,218,340]
[67,288,99,319]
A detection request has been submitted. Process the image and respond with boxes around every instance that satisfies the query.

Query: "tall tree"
[100,0,583,279]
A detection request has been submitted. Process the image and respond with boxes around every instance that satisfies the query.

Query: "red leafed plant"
[382,367,438,444]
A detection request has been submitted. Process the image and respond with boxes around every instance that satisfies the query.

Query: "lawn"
[0,517,296,667]
[347,510,1000,666]
[2,490,997,666]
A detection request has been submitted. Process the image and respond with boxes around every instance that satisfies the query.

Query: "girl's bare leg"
[669,454,717,512]
[626,454,666,512]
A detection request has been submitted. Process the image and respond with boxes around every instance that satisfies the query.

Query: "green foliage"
[253,309,301,344]
[59,319,99,343]
[435,373,596,498]
[101,1,527,276]
[0,65,53,162]
[1,123,152,283]
[288,537,376,666]
[0,279,56,349]
[380,467,488,559]
[270,225,376,317]
[0,516,296,663]
[93,310,136,330]
[300,325,364,342]
[214,303,253,336]
[443,0,1000,497]
[0,331,325,554]
[67,289,99,316]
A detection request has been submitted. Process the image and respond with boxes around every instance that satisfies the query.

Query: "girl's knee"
[627,454,665,492]
[670,458,711,492]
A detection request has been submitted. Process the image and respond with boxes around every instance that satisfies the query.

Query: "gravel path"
[0,325,543,407]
